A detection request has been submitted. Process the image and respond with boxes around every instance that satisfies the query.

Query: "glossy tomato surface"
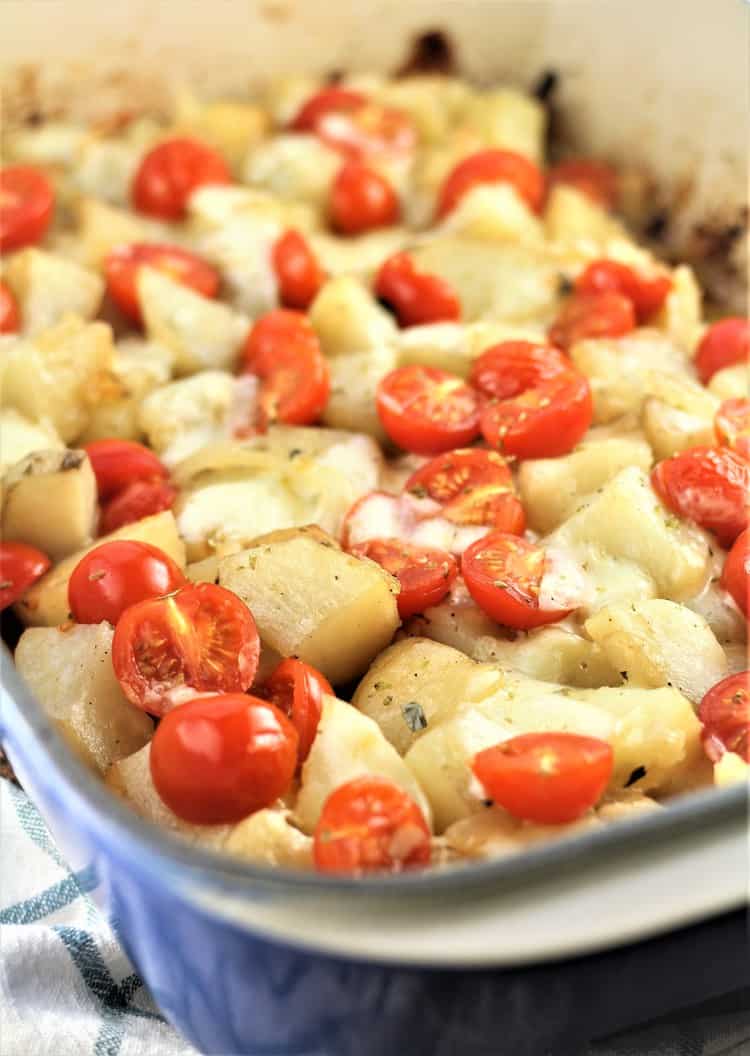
[83,439,169,500]
[376,365,480,455]
[100,479,178,535]
[104,242,219,322]
[721,529,748,616]
[350,538,458,618]
[694,318,749,385]
[0,281,20,333]
[715,398,750,462]
[575,259,672,321]
[260,658,332,763]
[436,149,545,218]
[68,541,186,625]
[651,446,749,549]
[0,542,51,611]
[0,166,55,251]
[272,229,325,310]
[291,88,415,159]
[329,161,399,235]
[132,138,231,219]
[698,672,750,763]
[548,291,636,350]
[374,252,461,327]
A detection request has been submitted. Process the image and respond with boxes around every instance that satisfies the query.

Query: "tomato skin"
[131,138,231,220]
[99,479,178,535]
[291,87,367,131]
[68,541,186,625]
[0,281,20,333]
[0,542,51,611]
[0,166,55,251]
[83,439,168,500]
[150,693,298,824]
[694,318,749,385]
[547,159,619,210]
[721,529,748,616]
[548,291,636,351]
[374,252,461,328]
[112,582,260,715]
[272,229,325,310]
[461,532,572,630]
[575,259,672,322]
[472,732,614,824]
[715,398,750,462]
[698,672,749,763]
[436,149,546,218]
[350,538,458,619]
[260,658,332,763]
[329,161,399,235]
[104,242,219,323]
[313,776,431,874]
[291,88,415,160]
[651,446,749,549]
[376,365,480,455]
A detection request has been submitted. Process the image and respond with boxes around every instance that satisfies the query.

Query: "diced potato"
[219,531,400,685]
[75,197,169,266]
[596,790,662,822]
[4,248,104,335]
[15,622,152,774]
[78,338,174,444]
[708,363,748,401]
[171,93,269,171]
[656,265,703,351]
[440,183,544,244]
[714,752,750,787]
[309,276,397,358]
[72,136,142,205]
[263,74,323,126]
[187,183,314,233]
[2,449,97,561]
[0,408,63,473]
[223,808,313,868]
[686,580,747,646]
[372,75,474,144]
[245,133,339,211]
[397,319,545,377]
[640,371,719,459]
[5,121,87,165]
[442,806,602,860]
[545,185,626,245]
[322,346,399,445]
[464,87,546,164]
[16,510,185,627]
[310,228,411,281]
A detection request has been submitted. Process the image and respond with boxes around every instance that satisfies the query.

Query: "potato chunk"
[4,248,104,335]
[0,408,63,473]
[309,275,397,357]
[322,346,399,444]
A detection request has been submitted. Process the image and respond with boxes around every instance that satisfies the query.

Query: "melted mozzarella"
[345,491,486,554]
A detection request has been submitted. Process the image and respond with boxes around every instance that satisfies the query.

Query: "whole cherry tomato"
[350,538,458,619]
[68,540,186,625]
[83,439,168,500]
[575,259,672,322]
[374,252,461,327]
[721,529,748,616]
[376,365,480,455]
[0,166,55,251]
[0,542,51,611]
[329,161,399,235]
[694,318,749,385]
[651,446,749,549]
[715,398,750,462]
[291,87,416,160]
[260,657,333,764]
[271,229,324,310]
[131,138,231,219]
[0,281,20,333]
[99,479,178,535]
[547,159,619,210]
[104,242,219,323]
[698,672,749,762]
[436,149,546,219]
[548,291,636,351]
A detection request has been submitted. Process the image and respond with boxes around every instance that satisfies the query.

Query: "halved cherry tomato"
[0,281,20,333]
[291,86,367,130]
[112,582,260,715]
[329,161,399,235]
[0,166,55,251]
[0,542,51,611]
[547,159,619,210]
[715,398,750,462]
[548,291,636,351]
[374,252,461,327]
[461,532,572,630]
[575,259,672,322]
[472,732,614,824]
[260,658,333,764]
[651,446,749,549]
[104,242,219,323]
[150,693,298,824]
[694,318,749,385]
[698,672,750,763]
[437,149,546,219]
[68,540,186,625]
[99,479,178,535]
[241,309,330,428]
[405,449,525,534]
[83,439,169,500]
[471,341,593,459]
[272,229,324,310]
[291,88,416,159]
[313,776,431,874]
[376,365,480,455]
[131,138,231,220]
[721,529,748,617]
[350,538,458,619]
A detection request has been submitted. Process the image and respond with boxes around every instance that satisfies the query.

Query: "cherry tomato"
[715,398,750,462]
[0,166,55,251]
[651,446,749,549]
[472,732,614,824]
[291,87,367,131]
[150,693,298,824]
[271,229,324,310]
[83,439,168,500]
[405,448,525,534]
[313,776,431,874]
[0,281,20,333]
[68,541,186,625]
[694,318,749,385]
[329,161,399,235]
[374,252,461,327]
[575,259,672,322]
[131,138,231,220]
[104,242,219,323]
[99,479,178,535]
[376,365,480,455]
[470,341,593,459]
[461,532,572,630]
[241,309,330,428]
[350,538,458,619]
[0,542,51,611]
[112,582,260,715]
[547,159,619,210]
[291,88,416,159]
[436,149,546,219]
[260,658,333,764]
[721,529,748,616]
[698,672,749,763]
[548,291,636,351]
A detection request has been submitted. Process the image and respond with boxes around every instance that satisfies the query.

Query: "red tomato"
[694,318,749,385]
[313,776,431,874]
[0,281,20,333]
[698,672,750,763]
[0,166,55,251]
[104,242,219,323]
[99,479,178,535]
[131,138,231,220]
[291,87,367,130]
[150,693,298,824]
[721,529,748,616]
[260,658,333,763]
[405,448,525,534]
[83,439,168,500]
[575,259,672,322]
[715,398,750,462]
[373,252,461,327]
[350,538,458,619]
[548,291,636,351]
[68,540,186,625]
[241,309,330,428]
[112,582,260,715]
[376,365,480,455]
[651,446,749,549]
[547,159,619,210]
[472,732,614,824]
[470,341,593,459]
[436,149,546,219]
[0,542,51,611]
[271,229,324,310]
[329,161,399,235]
[291,88,416,159]
[461,532,572,630]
